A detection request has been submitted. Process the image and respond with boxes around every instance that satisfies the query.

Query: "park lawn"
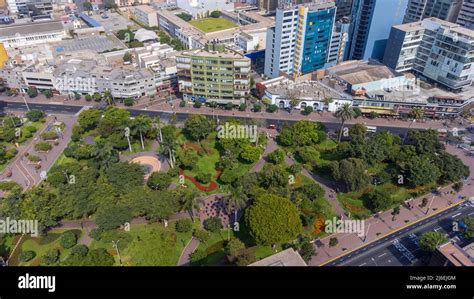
[120,139,155,157]
[189,18,237,33]
[91,222,195,266]
[367,162,388,175]
[194,229,233,266]
[14,229,84,266]
[54,153,76,167]
[338,183,413,219]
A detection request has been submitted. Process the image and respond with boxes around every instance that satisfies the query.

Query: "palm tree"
[335,103,355,142]
[222,186,248,215]
[159,127,177,168]
[94,140,118,169]
[181,192,202,222]
[153,116,163,142]
[409,107,424,121]
[103,90,114,106]
[132,114,152,150]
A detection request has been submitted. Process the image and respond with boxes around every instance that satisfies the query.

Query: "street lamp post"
[22,94,30,112]
[425,196,435,215]
[402,119,416,144]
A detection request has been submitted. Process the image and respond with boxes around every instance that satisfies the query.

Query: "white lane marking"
[451,213,462,218]
[434,227,442,231]
[359,263,366,266]
[378,253,387,258]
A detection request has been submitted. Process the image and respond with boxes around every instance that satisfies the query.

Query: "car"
[267,124,276,129]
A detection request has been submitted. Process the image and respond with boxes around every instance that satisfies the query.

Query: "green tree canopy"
[245,194,302,246]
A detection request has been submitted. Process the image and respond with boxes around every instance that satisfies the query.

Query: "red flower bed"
[179,169,222,192]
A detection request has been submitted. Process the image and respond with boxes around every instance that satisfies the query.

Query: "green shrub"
[329,237,338,247]
[193,101,202,108]
[193,229,210,243]
[195,171,211,184]
[27,155,41,162]
[41,249,60,265]
[190,249,207,264]
[34,141,52,152]
[179,101,186,107]
[204,216,222,232]
[124,97,134,106]
[26,109,44,122]
[41,131,58,140]
[175,219,193,233]
[60,231,78,249]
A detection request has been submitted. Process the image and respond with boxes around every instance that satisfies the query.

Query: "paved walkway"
[177,237,200,266]
[0,114,76,190]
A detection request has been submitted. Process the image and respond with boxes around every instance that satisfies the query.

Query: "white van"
[366,126,377,133]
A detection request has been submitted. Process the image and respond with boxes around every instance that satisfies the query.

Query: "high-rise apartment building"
[327,20,350,66]
[403,0,463,24]
[177,43,251,105]
[264,0,336,79]
[7,0,52,17]
[457,0,474,30]
[383,18,474,91]
[258,0,279,14]
[347,0,409,61]
[335,0,352,21]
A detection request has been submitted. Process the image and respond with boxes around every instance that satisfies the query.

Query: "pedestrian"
[80,221,83,229]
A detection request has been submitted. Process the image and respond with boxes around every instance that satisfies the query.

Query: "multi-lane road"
[325,201,474,266]
[0,101,414,137]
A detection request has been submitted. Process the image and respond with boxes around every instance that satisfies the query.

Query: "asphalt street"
[0,101,412,137]
[325,202,474,266]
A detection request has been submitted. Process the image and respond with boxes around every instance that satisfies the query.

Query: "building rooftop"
[179,44,249,60]
[249,248,307,267]
[327,60,402,86]
[134,5,156,14]
[266,77,349,100]
[394,17,474,39]
[0,20,64,37]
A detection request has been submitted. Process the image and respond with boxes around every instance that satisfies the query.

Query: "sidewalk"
[308,143,474,266]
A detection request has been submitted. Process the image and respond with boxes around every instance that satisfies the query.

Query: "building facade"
[132,5,159,28]
[326,20,350,66]
[293,2,336,76]
[264,0,336,79]
[383,18,474,91]
[457,0,474,30]
[177,43,251,105]
[335,0,352,21]
[347,0,409,61]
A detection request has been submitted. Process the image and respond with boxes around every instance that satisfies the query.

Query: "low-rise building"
[0,21,67,49]
[435,241,474,266]
[323,60,473,118]
[248,248,308,266]
[259,74,352,112]
[177,43,251,105]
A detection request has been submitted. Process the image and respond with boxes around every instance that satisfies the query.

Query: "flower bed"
[179,169,222,192]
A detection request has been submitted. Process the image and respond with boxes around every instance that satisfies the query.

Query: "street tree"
[335,103,355,142]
